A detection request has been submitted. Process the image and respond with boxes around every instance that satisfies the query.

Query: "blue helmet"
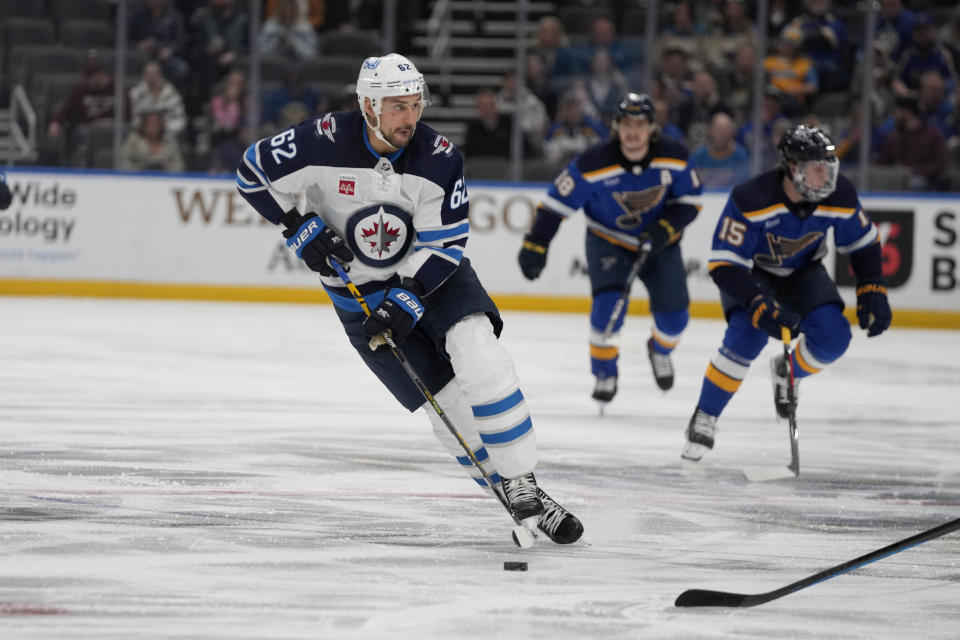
[614,92,655,122]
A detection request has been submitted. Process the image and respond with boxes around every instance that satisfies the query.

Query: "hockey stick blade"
[675,515,960,608]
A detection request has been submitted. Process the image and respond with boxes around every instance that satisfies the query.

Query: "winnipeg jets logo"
[432,134,453,156]
[317,113,337,143]
[612,185,668,230]
[360,211,402,257]
[346,203,414,268]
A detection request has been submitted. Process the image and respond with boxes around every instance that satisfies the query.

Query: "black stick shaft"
[675,516,960,607]
[602,243,652,340]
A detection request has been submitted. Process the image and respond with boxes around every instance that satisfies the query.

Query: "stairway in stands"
[407,0,556,147]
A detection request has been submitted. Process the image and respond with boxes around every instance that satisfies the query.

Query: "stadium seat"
[302,56,358,85]
[319,31,382,58]
[9,45,84,89]
[59,19,116,49]
[866,164,910,192]
[0,0,48,19]
[558,6,615,35]
[50,0,112,22]
[464,156,511,181]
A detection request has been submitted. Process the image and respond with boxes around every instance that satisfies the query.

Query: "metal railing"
[5,85,38,164]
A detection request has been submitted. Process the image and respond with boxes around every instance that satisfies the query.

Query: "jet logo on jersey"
[612,185,668,230]
[432,134,453,156]
[345,203,414,268]
[317,113,337,143]
[754,230,824,268]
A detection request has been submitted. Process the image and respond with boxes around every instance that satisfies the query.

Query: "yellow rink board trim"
[1,279,958,329]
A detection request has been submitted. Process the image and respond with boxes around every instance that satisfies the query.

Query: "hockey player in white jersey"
[236,53,582,545]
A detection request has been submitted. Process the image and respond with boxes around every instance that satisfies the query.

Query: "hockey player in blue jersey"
[517,93,703,408]
[682,124,892,462]
[235,53,582,545]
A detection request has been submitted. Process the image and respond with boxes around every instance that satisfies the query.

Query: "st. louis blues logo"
[754,231,824,268]
[345,203,414,268]
[611,185,668,230]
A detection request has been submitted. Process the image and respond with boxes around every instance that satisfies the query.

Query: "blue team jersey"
[236,110,469,296]
[538,136,703,250]
[709,170,878,278]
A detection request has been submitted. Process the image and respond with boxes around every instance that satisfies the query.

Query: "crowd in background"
[462,0,960,191]
[4,0,959,190]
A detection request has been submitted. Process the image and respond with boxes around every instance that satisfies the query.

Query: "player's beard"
[385,125,415,148]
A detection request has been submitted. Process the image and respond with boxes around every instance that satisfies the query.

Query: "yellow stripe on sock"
[705,362,743,393]
[590,344,619,360]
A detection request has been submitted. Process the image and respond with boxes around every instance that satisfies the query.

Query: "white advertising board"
[0,169,957,322]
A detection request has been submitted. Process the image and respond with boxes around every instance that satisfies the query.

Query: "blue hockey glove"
[856,283,891,337]
[748,293,800,340]
[518,234,549,280]
[282,212,354,277]
[363,284,426,346]
[638,218,677,254]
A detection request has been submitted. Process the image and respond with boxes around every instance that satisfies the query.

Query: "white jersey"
[236,109,469,298]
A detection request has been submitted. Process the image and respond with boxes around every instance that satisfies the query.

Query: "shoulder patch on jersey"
[317,113,337,143]
[431,134,454,156]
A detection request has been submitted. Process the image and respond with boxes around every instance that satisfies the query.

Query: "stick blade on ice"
[674,589,757,608]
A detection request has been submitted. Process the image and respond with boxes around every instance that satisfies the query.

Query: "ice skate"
[681,408,717,461]
[592,376,617,414]
[501,473,544,528]
[536,487,584,544]
[647,337,674,390]
[770,354,799,419]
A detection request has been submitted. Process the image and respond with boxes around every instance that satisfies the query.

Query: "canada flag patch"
[338,176,356,196]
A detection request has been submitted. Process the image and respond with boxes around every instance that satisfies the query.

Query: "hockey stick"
[781,326,800,477]
[601,241,653,341]
[324,258,536,547]
[675,515,960,607]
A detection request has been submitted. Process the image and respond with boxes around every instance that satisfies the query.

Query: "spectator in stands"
[543,89,608,164]
[463,88,530,159]
[208,68,248,173]
[940,6,960,67]
[580,17,636,80]
[129,61,187,141]
[676,69,730,148]
[652,96,685,141]
[763,26,818,117]
[702,0,756,76]
[496,70,549,153]
[892,14,959,99]
[121,111,185,172]
[526,53,559,120]
[583,49,630,125]
[786,0,850,92]
[879,96,949,190]
[659,1,707,67]
[259,0,318,62]
[190,0,249,105]
[128,0,190,87]
[261,66,325,134]
[47,54,125,142]
[532,15,577,88]
[658,46,694,127]
[736,89,788,167]
[947,83,960,158]
[264,0,323,30]
[876,0,918,64]
[718,40,758,121]
[690,110,751,188]
[766,0,796,37]
[916,70,953,139]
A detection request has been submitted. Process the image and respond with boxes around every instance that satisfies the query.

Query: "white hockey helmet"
[356,53,431,117]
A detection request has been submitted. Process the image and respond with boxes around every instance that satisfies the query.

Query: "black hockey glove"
[282,211,354,277]
[638,218,677,255]
[518,234,549,280]
[363,283,426,347]
[856,283,891,337]
[747,293,801,340]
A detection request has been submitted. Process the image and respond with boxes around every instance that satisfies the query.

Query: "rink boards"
[0,168,957,328]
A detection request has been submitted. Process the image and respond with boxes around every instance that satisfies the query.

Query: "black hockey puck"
[503,561,528,572]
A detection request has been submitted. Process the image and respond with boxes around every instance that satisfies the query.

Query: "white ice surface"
[1,297,958,639]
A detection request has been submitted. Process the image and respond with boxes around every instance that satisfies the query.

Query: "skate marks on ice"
[0,299,959,638]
